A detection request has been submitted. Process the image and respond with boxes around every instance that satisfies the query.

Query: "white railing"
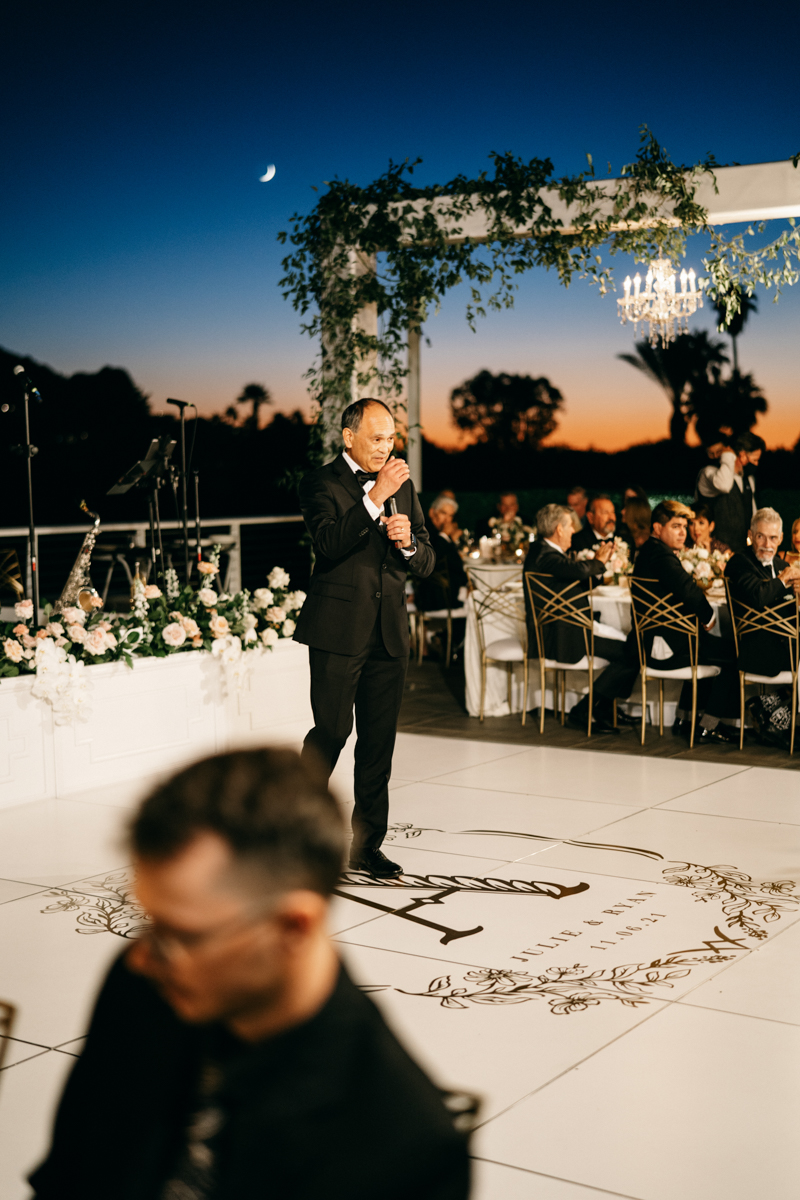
[0,515,304,614]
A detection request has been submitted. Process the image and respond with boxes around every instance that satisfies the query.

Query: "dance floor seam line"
[331,938,491,974]
[650,802,800,826]
[675,999,800,1028]
[469,1158,645,1200]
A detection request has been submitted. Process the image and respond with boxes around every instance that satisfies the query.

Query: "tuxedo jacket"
[414,522,467,612]
[725,548,795,676]
[294,455,435,657]
[570,524,613,554]
[633,537,714,663]
[523,539,605,663]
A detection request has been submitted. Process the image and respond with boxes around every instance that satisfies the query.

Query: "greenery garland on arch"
[278,127,800,462]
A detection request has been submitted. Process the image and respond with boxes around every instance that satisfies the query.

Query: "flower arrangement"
[486,515,533,559]
[0,551,306,720]
[678,545,731,590]
[575,536,633,585]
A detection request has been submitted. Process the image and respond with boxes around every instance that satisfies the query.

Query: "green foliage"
[278,126,800,463]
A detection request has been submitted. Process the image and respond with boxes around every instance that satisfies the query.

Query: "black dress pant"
[302,618,408,854]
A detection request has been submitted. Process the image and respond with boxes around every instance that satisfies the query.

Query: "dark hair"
[623,485,648,505]
[690,504,714,524]
[623,496,651,536]
[566,485,587,499]
[734,431,765,455]
[651,499,692,527]
[341,397,393,433]
[130,748,345,897]
[587,493,613,513]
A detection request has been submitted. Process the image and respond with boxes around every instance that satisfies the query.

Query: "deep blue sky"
[2,0,798,448]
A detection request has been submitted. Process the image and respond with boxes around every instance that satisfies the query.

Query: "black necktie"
[355,470,378,487]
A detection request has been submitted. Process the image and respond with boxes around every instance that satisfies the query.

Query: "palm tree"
[226,382,272,430]
[618,332,729,445]
[712,290,758,373]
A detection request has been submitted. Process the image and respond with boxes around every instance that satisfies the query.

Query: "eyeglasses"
[140,904,273,964]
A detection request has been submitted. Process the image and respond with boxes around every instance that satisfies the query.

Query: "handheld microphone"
[13,365,41,400]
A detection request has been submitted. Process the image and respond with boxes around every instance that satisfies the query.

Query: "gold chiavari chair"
[465,564,528,724]
[630,577,721,749]
[725,579,799,754]
[524,572,615,737]
[414,564,467,667]
[0,548,24,599]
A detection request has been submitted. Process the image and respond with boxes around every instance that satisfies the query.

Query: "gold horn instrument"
[52,501,103,616]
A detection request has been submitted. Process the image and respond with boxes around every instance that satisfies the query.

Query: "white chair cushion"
[592,620,627,643]
[646,664,721,680]
[406,601,418,613]
[743,671,795,685]
[421,607,468,619]
[486,636,525,662]
[543,656,610,671]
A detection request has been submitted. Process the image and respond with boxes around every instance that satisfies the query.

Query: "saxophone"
[52,501,103,616]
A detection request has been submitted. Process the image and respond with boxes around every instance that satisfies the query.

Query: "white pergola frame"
[350,159,800,486]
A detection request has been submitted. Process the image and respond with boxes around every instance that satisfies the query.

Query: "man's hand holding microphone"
[371,456,412,548]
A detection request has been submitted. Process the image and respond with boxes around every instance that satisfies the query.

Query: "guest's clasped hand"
[595,541,614,564]
[778,563,800,590]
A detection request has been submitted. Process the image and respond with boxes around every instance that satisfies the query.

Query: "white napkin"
[592,620,627,643]
[651,635,673,660]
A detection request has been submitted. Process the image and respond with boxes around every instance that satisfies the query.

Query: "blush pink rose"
[3,638,24,663]
[180,617,200,638]
[68,624,88,644]
[84,629,109,656]
[14,599,33,621]
[197,561,219,575]
[144,585,162,599]
[197,588,217,607]
[162,623,187,648]
[209,614,230,638]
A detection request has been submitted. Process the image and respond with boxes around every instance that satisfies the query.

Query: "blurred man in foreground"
[30,749,472,1200]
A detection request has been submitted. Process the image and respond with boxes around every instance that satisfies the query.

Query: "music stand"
[108,437,176,583]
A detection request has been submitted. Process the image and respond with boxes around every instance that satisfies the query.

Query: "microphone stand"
[167,398,191,584]
[193,470,202,567]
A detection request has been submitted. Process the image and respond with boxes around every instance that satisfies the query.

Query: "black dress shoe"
[672,718,693,739]
[567,711,620,735]
[612,708,638,727]
[698,724,740,746]
[348,848,403,878]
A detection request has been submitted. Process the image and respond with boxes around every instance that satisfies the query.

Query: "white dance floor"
[1,733,799,1198]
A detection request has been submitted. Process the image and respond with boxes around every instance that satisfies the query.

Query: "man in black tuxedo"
[523,504,639,734]
[294,399,435,878]
[570,495,617,554]
[725,508,800,744]
[633,499,738,743]
[415,493,468,613]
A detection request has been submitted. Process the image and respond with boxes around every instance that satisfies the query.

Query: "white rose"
[252,587,273,610]
[197,588,218,607]
[243,627,257,643]
[285,590,306,610]
[267,566,291,590]
[696,548,709,559]
[46,622,65,637]
[162,622,187,647]
[681,559,695,573]
[243,612,258,631]
[695,562,713,579]
[84,629,109,656]
[281,619,296,637]
[265,606,286,624]
[14,599,34,621]
[67,624,88,644]
[62,606,87,627]
[3,638,23,663]
[260,627,278,647]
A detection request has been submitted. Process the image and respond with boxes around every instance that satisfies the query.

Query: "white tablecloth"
[464,569,728,720]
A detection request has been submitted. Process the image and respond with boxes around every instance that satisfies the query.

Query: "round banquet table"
[463,565,729,720]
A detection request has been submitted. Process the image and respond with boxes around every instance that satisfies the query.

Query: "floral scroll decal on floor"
[663,863,798,939]
[41,870,150,939]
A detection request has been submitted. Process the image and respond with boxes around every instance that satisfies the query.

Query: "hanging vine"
[278,127,800,462]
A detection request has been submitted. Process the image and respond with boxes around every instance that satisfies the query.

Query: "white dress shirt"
[342,451,415,557]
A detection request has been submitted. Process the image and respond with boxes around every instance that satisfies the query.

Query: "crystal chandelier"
[617,257,703,347]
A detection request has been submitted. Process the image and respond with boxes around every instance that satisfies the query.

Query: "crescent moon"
[259,164,276,182]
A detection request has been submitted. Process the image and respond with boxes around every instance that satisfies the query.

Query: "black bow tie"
[355,470,378,486]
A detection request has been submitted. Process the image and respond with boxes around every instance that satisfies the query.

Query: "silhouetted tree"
[449,369,563,452]
[226,382,272,429]
[712,289,758,372]
[618,332,728,445]
[692,367,768,446]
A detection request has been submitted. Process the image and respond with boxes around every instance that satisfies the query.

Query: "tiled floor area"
[2,733,800,1197]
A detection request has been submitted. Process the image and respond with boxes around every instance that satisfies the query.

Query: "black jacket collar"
[330,452,367,504]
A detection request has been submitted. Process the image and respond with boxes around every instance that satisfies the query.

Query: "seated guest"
[415,493,468,612]
[524,504,639,734]
[571,495,617,553]
[633,500,739,744]
[619,496,651,556]
[474,491,531,539]
[566,485,588,527]
[30,749,471,1199]
[785,516,800,565]
[725,507,800,747]
[687,504,728,553]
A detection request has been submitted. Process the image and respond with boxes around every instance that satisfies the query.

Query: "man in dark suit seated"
[523,503,639,734]
[474,491,532,540]
[415,493,468,613]
[725,506,800,746]
[571,495,617,554]
[633,499,738,744]
[30,749,472,1200]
